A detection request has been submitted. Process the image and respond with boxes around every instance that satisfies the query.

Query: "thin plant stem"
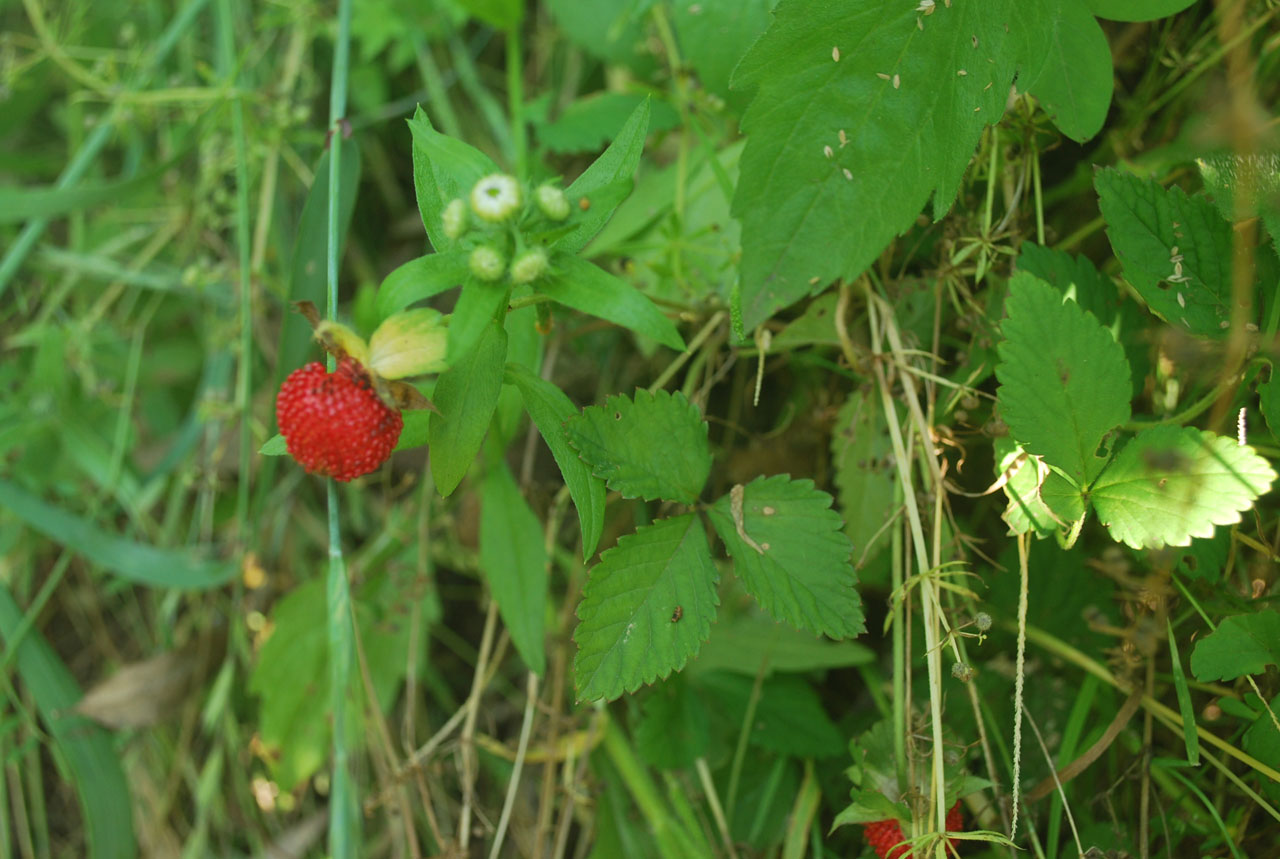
[215,0,255,539]
[325,0,357,854]
[490,672,540,859]
[459,599,500,850]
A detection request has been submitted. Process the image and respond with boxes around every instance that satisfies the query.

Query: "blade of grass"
[326,0,358,854]
[1166,617,1200,766]
[0,479,235,590]
[0,0,213,297]
[0,583,135,858]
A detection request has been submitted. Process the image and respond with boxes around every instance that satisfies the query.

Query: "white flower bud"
[470,174,522,223]
[469,245,506,282]
[534,184,571,221]
[510,247,549,284]
[442,198,467,240]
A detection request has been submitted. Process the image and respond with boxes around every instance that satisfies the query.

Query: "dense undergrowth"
[3,1,1280,858]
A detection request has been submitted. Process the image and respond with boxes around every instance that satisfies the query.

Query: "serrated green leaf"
[430,321,508,496]
[1243,693,1280,792]
[1190,610,1280,682]
[698,672,844,758]
[693,611,874,677]
[1087,0,1199,22]
[447,278,509,364]
[634,675,710,769]
[565,389,710,504]
[504,363,606,559]
[1198,152,1280,246]
[731,0,1057,329]
[261,410,431,457]
[557,98,651,255]
[1091,426,1276,549]
[1025,4,1112,142]
[831,391,895,565]
[574,514,719,702]
[480,460,548,675]
[994,439,1057,535]
[540,256,685,351]
[707,475,864,639]
[996,272,1132,485]
[374,251,469,320]
[1095,167,1235,338]
[832,790,910,829]
[1017,244,1119,325]
[409,107,498,253]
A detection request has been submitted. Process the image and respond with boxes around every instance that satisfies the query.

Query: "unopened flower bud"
[534,184,571,221]
[470,174,522,223]
[442,198,467,240]
[510,247,549,284]
[469,245,506,282]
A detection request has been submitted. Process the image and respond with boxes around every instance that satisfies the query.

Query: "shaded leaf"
[557,98,651,254]
[1092,426,1275,549]
[1190,610,1280,682]
[693,611,874,677]
[996,272,1131,485]
[539,93,677,155]
[430,321,508,496]
[574,514,719,702]
[540,256,685,352]
[565,388,710,504]
[374,250,469,320]
[409,107,498,253]
[707,475,864,639]
[831,391,896,565]
[1087,0,1199,22]
[699,672,844,758]
[634,675,710,769]
[1095,167,1235,338]
[480,460,548,675]
[1025,5,1112,142]
[504,363,606,558]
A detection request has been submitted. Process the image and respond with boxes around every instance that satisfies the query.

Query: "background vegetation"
[2,0,1279,857]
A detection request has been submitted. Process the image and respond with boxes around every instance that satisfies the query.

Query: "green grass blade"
[0,584,135,859]
[0,479,235,589]
[1167,617,1201,766]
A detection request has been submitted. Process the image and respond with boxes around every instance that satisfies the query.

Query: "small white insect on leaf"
[957,69,967,76]
[832,45,840,62]
[843,168,853,180]
[838,129,848,147]
[823,144,834,158]
[892,73,901,89]
[916,0,935,13]
[876,72,891,80]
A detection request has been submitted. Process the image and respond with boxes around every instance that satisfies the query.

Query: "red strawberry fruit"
[276,358,403,481]
[863,801,963,859]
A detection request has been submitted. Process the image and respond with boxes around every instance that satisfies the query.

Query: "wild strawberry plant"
[5,1,1280,858]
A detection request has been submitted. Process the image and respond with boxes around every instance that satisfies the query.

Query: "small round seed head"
[534,184,571,221]
[442,198,468,240]
[470,173,522,223]
[469,245,506,282]
[975,611,992,631]
[510,247,549,284]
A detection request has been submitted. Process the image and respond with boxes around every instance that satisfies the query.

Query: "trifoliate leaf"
[707,475,864,639]
[480,460,548,676]
[731,0,1060,329]
[565,389,711,504]
[1190,611,1280,682]
[996,272,1132,486]
[1028,3,1113,142]
[408,108,498,253]
[1091,426,1276,549]
[634,675,710,769]
[574,514,719,702]
[1095,167,1235,339]
[831,391,896,566]
[504,363,606,559]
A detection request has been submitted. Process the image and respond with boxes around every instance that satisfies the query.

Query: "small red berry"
[863,802,963,859]
[276,359,403,482]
